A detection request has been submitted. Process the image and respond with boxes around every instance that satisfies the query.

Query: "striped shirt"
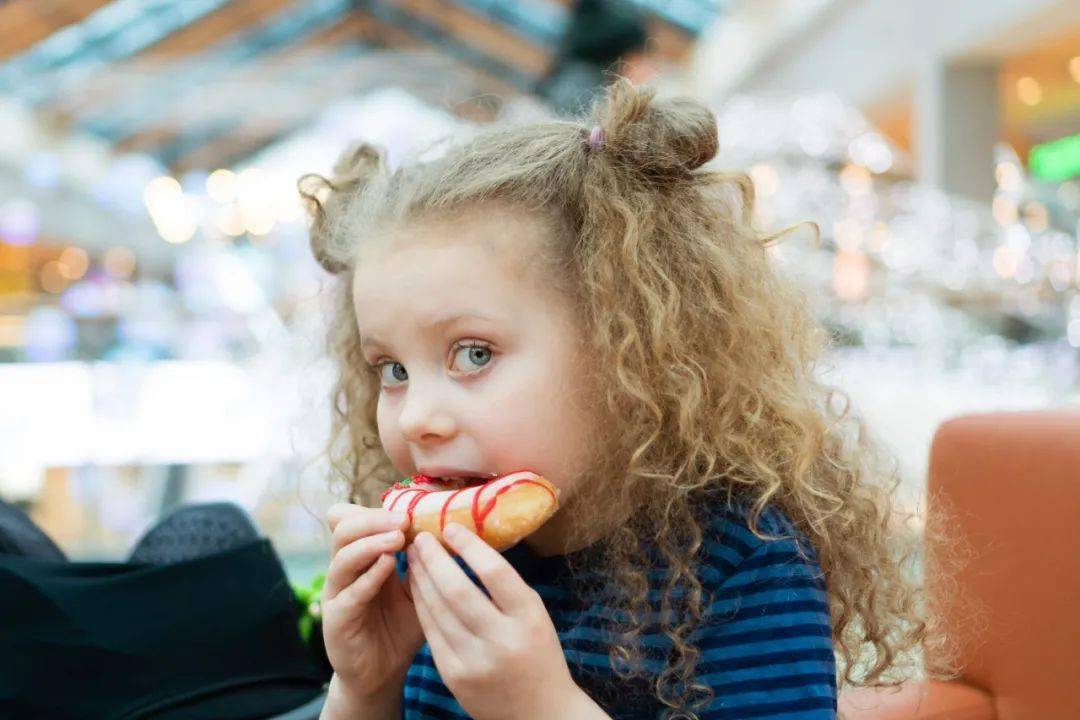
[394,499,836,719]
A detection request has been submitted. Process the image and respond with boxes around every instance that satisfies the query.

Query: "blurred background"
[0,0,1077,585]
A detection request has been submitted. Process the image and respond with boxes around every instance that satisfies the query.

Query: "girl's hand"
[321,504,425,701]
[407,523,582,720]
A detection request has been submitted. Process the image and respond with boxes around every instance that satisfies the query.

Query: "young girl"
[302,79,953,720]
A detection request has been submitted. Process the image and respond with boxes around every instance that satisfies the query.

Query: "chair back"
[928,409,1080,720]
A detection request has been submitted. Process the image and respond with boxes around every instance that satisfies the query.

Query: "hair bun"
[298,142,384,274]
[589,77,718,180]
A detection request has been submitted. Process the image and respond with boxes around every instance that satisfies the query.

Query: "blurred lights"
[995,162,1022,192]
[833,217,862,252]
[206,169,238,203]
[993,246,1018,278]
[143,175,182,202]
[0,198,41,246]
[1048,261,1072,292]
[992,195,1018,225]
[58,247,89,280]
[868,222,890,252]
[104,246,136,280]
[215,206,245,237]
[832,250,869,300]
[143,175,196,244]
[243,207,276,236]
[839,164,872,196]
[1022,201,1048,232]
[848,133,893,174]
[40,260,69,294]
[1016,76,1042,106]
[236,167,279,236]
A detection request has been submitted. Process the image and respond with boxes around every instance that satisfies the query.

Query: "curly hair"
[299,78,962,719]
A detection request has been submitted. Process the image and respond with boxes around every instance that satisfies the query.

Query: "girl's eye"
[377,362,408,387]
[450,343,492,373]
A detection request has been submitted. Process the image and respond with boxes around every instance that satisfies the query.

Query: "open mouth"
[417,474,494,488]
[441,475,491,487]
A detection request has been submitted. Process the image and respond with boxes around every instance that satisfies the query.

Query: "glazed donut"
[380,470,559,552]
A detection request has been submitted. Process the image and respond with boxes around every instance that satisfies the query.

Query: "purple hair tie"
[587,125,605,151]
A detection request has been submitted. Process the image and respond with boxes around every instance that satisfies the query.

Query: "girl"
[301,79,955,720]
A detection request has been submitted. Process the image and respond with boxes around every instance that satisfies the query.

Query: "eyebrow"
[358,311,503,351]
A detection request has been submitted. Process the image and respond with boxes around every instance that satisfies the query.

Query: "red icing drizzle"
[380,473,557,536]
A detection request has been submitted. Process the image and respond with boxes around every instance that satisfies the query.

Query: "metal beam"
[365,0,539,90]
[140,0,300,58]
[75,0,354,142]
[387,0,553,75]
[0,0,113,59]
[0,0,236,104]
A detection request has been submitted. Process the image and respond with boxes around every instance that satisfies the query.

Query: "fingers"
[323,529,405,601]
[326,502,354,533]
[410,557,465,675]
[333,552,399,609]
[329,506,409,554]
[441,523,538,616]
[410,532,500,636]
[409,546,478,648]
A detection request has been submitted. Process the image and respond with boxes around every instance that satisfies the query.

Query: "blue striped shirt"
[394,500,836,719]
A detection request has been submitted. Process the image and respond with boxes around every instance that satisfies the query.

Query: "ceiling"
[0,0,721,174]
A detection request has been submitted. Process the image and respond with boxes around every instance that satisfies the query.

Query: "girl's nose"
[398,392,457,445]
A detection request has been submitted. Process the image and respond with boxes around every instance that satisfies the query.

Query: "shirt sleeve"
[692,535,837,719]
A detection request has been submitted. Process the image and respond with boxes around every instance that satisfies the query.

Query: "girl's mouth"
[443,475,491,486]
[417,474,492,488]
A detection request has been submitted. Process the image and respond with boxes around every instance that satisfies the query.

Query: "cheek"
[376,395,408,469]
[483,356,596,488]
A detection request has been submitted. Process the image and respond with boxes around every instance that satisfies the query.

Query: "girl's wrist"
[547,683,610,720]
[323,673,403,720]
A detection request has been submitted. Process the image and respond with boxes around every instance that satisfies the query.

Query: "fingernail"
[444,523,462,541]
[388,512,408,526]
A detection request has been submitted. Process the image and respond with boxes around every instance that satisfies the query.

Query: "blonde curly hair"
[300,78,961,719]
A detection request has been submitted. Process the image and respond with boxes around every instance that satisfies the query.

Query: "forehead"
[351,206,558,327]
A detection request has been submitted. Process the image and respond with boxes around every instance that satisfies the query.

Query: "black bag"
[0,501,329,719]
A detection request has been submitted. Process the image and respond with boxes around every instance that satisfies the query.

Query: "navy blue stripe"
[697,647,836,675]
[697,622,833,650]
[710,672,836,697]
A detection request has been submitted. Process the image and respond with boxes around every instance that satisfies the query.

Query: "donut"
[380,470,559,553]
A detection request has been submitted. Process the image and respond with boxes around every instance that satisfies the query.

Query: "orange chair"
[838,409,1080,720]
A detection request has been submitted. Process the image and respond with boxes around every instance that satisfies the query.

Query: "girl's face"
[352,205,601,549]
